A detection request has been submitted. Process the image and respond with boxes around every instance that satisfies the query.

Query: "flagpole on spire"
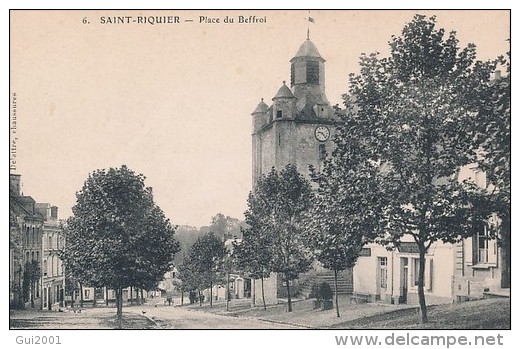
[306,11,314,40]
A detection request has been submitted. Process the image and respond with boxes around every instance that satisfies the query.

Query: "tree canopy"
[61,165,179,321]
[245,164,314,312]
[338,14,498,323]
[306,133,382,316]
[178,232,226,307]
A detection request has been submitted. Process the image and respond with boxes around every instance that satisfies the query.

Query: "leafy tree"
[177,253,199,304]
[61,165,179,326]
[249,165,314,312]
[221,245,235,311]
[173,225,204,265]
[474,48,510,287]
[181,232,226,307]
[307,132,382,317]
[344,15,496,323]
[200,213,245,240]
[22,260,40,308]
[233,226,272,310]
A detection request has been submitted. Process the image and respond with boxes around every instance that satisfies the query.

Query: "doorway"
[400,257,408,304]
[378,257,388,301]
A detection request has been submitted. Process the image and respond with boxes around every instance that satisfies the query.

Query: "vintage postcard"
[9,8,511,346]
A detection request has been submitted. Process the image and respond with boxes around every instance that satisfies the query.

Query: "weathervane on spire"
[306,11,314,40]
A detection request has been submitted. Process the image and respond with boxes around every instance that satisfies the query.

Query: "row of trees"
[59,15,509,327]
[236,15,509,323]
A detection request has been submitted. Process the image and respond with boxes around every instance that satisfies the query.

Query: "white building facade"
[353,163,507,304]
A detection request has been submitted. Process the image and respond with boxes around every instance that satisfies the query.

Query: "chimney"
[494,70,502,80]
[35,203,51,220]
[10,174,21,196]
[51,206,58,220]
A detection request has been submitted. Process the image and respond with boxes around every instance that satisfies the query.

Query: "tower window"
[290,64,295,86]
[319,144,326,160]
[276,110,283,118]
[306,61,319,84]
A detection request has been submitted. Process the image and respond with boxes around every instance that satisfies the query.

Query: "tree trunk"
[79,283,84,308]
[105,288,109,306]
[418,243,428,323]
[92,287,97,307]
[210,281,213,308]
[226,272,230,311]
[130,286,133,305]
[252,279,256,306]
[198,290,202,306]
[501,229,511,288]
[115,288,119,314]
[285,277,292,312]
[140,289,144,304]
[261,276,266,311]
[30,282,35,308]
[71,285,75,309]
[334,268,340,318]
[116,286,123,329]
[18,269,23,307]
[181,290,184,306]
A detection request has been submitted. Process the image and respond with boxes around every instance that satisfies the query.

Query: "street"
[126,302,299,329]
[10,298,300,329]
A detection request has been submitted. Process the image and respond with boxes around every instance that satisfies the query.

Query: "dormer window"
[276,110,283,118]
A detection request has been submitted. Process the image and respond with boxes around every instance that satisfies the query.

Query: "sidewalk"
[183,294,417,328]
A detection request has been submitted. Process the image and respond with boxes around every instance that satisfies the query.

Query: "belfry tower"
[249,36,353,304]
[251,37,336,187]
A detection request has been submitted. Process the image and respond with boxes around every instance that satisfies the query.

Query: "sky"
[9,10,510,227]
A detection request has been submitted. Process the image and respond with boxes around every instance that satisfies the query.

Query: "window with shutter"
[487,237,498,266]
[477,226,488,263]
[463,233,475,265]
[412,258,420,286]
[425,259,433,291]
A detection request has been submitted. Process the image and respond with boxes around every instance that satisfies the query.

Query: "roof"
[273,82,295,99]
[251,99,269,114]
[9,189,44,219]
[397,242,419,254]
[292,39,324,61]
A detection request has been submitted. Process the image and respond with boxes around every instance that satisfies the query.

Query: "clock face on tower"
[315,126,330,142]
